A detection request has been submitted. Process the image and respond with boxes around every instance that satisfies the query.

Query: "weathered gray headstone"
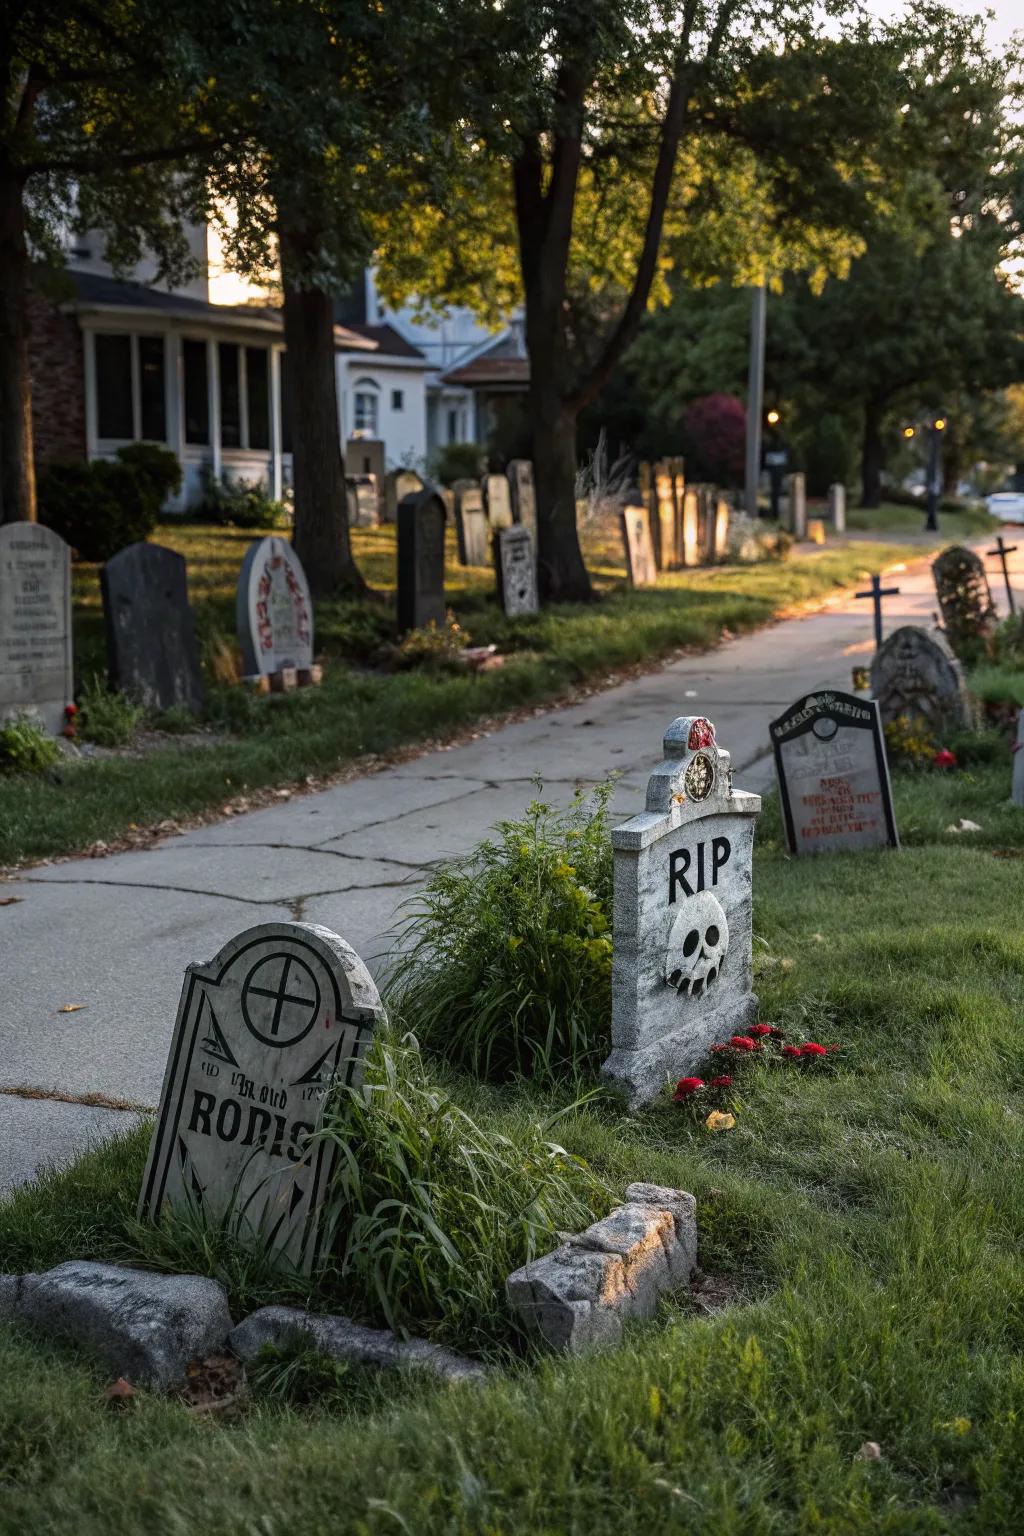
[455,485,489,566]
[347,475,380,528]
[345,438,386,519]
[0,522,73,735]
[621,505,657,587]
[139,920,384,1275]
[1013,710,1024,809]
[871,625,973,738]
[494,526,538,616]
[771,690,898,855]
[484,473,513,529]
[602,716,761,1105]
[101,542,203,714]
[713,498,730,561]
[682,489,700,567]
[828,482,846,533]
[236,535,314,678]
[786,473,807,539]
[507,459,537,537]
[655,469,678,570]
[397,487,447,632]
[384,469,423,524]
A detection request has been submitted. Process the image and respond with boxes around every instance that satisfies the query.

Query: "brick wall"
[27,285,87,467]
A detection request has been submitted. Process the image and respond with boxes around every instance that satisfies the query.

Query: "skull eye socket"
[705,924,720,947]
[682,929,700,958]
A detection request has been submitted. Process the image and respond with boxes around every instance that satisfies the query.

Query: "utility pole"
[745,284,767,518]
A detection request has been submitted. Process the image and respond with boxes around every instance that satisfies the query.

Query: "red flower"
[687,717,716,751]
[64,703,78,717]
[782,1045,803,1059]
[748,1024,774,1038]
[933,748,957,769]
[673,1077,705,1100]
[710,1075,733,1088]
[62,725,76,740]
[729,1035,760,1052]
[801,1042,828,1058]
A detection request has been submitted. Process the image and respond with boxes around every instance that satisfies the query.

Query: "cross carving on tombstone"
[987,535,1018,615]
[855,573,901,649]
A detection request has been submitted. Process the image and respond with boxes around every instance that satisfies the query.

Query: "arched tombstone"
[932,545,997,659]
[507,459,537,538]
[454,483,488,567]
[139,921,384,1275]
[101,542,203,713]
[384,469,424,524]
[0,522,73,735]
[484,473,513,529]
[870,625,973,738]
[236,535,314,678]
[397,487,447,631]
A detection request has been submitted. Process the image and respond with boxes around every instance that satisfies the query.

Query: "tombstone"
[638,462,654,518]
[397,488,447,632]
[101,543,203,714]
[347,475,379,529]
[828,483,846,534]
[345,438,386,520]
[0,522,73,736]
[507,460,537,538]
[713,498,730,561]
[621,505,658,587]
[1013,710,1024,809]
[455,485,489,567]
[138,920,383,1275]
[671,460,686,562]
[682,489,700,567]
[484,473,513,530]
[602,716,761,1106]
[871,625,974,738]
[655,469,678,570]
[237,536,314,678]
[384,469,423,524]
[699,486,718,563]
[771,690,898,855]
[787,473,807,539]
[932,545,997,659]
[494,526,538,616]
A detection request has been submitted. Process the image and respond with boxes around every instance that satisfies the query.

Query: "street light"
[903,426,915,439]
[766,409,780,426]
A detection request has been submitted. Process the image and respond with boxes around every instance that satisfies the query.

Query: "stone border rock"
[230,1306,486,1384]
[506,1183,697,1354]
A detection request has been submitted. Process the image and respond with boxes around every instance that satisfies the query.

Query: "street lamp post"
[925,417,946,533]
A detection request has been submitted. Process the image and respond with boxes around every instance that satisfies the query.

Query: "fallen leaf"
[856,1441,882,1462]
[57,1004,85,1014]
[705,1111,736,1132]
[104,1377,137,1408]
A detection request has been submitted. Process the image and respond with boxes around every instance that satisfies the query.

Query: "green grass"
[0,522,916,867]
[846,499,997,539]
[3,753,1024,1532]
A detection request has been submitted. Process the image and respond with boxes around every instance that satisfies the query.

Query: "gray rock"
[16,1261,232,1389]
[0,1272,25,1321]
[229,1305,486,1384]
[507,1185,698,1354]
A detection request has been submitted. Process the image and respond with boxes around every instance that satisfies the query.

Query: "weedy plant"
[388,786,614,1082]
[317,1033,610,1349]
[0,715,61,775]
[78,676,143,748]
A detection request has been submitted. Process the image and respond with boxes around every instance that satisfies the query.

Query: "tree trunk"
[531,392,590,602]
[860,399,885,508]
[279,225,366,600]
[0,172,36,523]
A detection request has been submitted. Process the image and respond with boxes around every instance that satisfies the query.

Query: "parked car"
[986,491,1024,524]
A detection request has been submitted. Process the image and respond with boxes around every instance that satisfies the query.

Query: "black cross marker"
[855,573,901,649]
[987,535,1018,615]
[247,955,315,1037]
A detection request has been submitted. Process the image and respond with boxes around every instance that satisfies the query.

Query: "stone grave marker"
[101,542,203,714]
[602,716,761,1105]
[507,459,537,537]
[1013,710,1024,809]
[347,475,380,528]
[0,522,73,735]
[455,485,489,566]
[699,486,718,563]
[494,525,538,616]
[139,920,384,1275]
[671,460,686,563]
[345,438,386,520]
[828,483,846,533]
[621,505,657,587]
[682,489,700,567]
[784,472,807,539]
[384,469,423,524]
[713,498,730,560]
[237,536,314,678]
[771,689,898,855]
[397,487,447,631]
[871,625,973,738]
[484,473,513,529]
[655,468,678,570]
[932,545,997,659]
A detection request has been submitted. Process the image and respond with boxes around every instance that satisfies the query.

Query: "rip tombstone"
[494,525,538,616]
[771,690,898,855]
[101,542,203,714]
[237,536,314,678]
[0,522,73,735]
[397,488,447,632]
[870,625,973,738]
[602,717,761,1106]
[139,921,384,1275]
[621,505,658,587]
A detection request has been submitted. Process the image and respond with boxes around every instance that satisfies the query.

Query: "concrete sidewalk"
[2,533,1021,1193]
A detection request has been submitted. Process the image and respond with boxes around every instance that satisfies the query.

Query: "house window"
[218,342,271,451]
[218,342,241,448]
[94,332,166,442]
[447,408,459,444]
[391,388,404,411]
[183,339,209,445]
[353,378,379,437]
[246,348,270,450]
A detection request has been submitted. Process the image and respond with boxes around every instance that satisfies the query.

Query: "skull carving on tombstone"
[665,893,729,996]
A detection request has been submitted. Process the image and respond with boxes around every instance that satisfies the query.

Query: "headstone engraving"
[828,482,846,533]
[771,690,898,855]
[101,543,203,713]
[871,625,973,738]
[0,522,73,736]
[455,485,489,567]
[682,489,700,567]
[237,536,314,678]
[655,470,678,570]
[507,460,537,538]
[494,525,539,616]
[345,438,385,520]
[1013,710,1024,809]
[397,488,447,632]
[484,474,513,530]
[139,920,384,1275]
[621,505,658,587]
[384,470,423,524]
[602,716,761,1105]
[932,545,997,658]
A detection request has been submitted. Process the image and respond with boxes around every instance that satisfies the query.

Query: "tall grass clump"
[389,786,614,1082]
[319,1035,609,1350]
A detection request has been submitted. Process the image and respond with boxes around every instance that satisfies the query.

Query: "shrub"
[0,716,61,775]
[389,786,614,1082]
[431,441,483,486]
[318,1034,609,1347]
[199,473,285,529]
[387,612,469,671]
[680,393,746,487]
[38,457,159,561]
[992,613,1024,666]
[115,442,182,506]
[78,675,143,747]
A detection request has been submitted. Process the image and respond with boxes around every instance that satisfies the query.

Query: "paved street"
[2,532,1021,1193]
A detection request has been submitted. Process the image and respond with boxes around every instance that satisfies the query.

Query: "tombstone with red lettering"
[602,716,761,1105]
[139,921,384,1275]
[771,690,898,855]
